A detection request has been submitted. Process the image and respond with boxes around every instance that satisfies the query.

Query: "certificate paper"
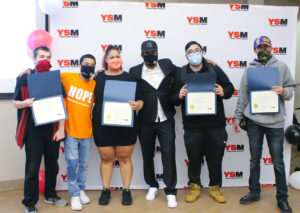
[250,91,279,114]
[102,101,133,127]
[32,95,67,126]
[186,92,216,115]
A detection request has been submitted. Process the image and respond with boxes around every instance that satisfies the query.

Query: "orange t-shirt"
[61,72,96,139]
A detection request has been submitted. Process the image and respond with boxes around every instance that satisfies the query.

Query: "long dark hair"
[102,45,121,70]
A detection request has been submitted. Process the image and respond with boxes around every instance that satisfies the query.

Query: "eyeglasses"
[187,48,202,55]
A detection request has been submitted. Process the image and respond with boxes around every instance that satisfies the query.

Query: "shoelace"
[27,206,38,212]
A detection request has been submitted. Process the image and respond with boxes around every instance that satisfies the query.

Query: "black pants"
[22,128,60,207]
[139,119,177,195]
[184,127,227,186]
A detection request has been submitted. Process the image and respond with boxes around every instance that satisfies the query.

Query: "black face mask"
[257,49,271,65]
[81,65,95,79]
[143,54,158,67]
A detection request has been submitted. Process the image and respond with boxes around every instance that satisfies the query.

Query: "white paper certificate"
[102,101,133,127]
[32,95,67,126]
[250,91,279,114]
[186,92,216,115]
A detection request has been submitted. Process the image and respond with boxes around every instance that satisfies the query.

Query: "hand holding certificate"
[185,72,217,116]
[102,80,137,127]
[247,67,280,114]
[27,70,67,126]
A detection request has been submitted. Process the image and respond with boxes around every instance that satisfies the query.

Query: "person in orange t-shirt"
[61,54,96,211]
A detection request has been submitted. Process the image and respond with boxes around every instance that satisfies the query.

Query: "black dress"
[92,71,140,147]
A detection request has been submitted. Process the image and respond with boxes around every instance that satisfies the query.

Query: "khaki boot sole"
[209,194,226,203]
[185,194,200,203]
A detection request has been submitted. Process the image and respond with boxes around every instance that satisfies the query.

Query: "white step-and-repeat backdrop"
[49,1,298,190]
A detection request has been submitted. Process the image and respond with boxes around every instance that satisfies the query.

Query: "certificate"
[102,101,133,127]
[186,92,216,115]
[250,91,279,114]
[32,95,67,126]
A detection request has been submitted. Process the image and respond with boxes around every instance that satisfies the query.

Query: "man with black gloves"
[233,36,295,213]
[13,46,68,213]
[172,41,234,204]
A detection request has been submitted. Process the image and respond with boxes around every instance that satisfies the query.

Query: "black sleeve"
[215,66,234,99]
[13,78,21,101]
[171,67,184,106]
[135,80,143,101]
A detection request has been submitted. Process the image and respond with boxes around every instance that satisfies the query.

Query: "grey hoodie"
[234,56,295,128]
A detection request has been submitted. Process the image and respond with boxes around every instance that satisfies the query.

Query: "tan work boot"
[209,185,226,203]
[185,183,201,203]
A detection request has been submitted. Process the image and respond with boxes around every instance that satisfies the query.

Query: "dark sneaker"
[240,192,260,205]
[122,189,132,206]
[277,201,292,213]
[98,188,111,205]
[44,196,68,207]
[25,206,38,213]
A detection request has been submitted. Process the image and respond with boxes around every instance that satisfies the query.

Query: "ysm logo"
[63,1,78,8]
[144,30,165,38]
[226,117,235,125]
[113,160,120,168]
[60,146,65,153]
[57,29,79,38]
[229,4,249,11]
[226,144,244,152]
[145,2,165,9]
[228,31,248,39]
[269,19,288,26]
[187,17,208,25]
[224,171,243,179]
[155,146,161,153]
[262,183,274,187]
[61,174,68,182]
[272,47,287,55]
[263,157,273,165]
[57,59,79,68]
[233,89,239,97]
[101,14,122,23]
[156,174,163,181]
[108,186,123,190]
[227,60,247,68]
[101,44,123,52]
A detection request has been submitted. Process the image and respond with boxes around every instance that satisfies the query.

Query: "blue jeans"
[64,135,91,197]
[247,119,288,201]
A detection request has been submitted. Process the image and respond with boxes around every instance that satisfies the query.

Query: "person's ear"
[254,49,258,54]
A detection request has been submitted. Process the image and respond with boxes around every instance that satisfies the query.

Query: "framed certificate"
[102,101,133,127]
[186,92,216,115]
[31,95,67,126]
[250,91,280,114]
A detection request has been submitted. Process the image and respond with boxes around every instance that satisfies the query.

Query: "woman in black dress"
[92,45,143,206]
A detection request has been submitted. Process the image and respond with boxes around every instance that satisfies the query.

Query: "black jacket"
[129,58,179,124]
[171,58,234,129]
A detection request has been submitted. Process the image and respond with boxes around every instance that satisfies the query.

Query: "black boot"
[277,201,292,213]
[240,192,260,205]
[122,189,132,205]
[98,188,111,205]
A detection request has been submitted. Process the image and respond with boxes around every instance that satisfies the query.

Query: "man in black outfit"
[171,41,234,204]
[129,40,179,208]
[13,46,68,213]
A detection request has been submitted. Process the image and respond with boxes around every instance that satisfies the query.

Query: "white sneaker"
[80,191,90,204]
[71,196,82,211]
[166,195,177,208]
[146,187,158,200]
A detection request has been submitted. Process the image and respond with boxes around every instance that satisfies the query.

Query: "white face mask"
[188,52,202,66]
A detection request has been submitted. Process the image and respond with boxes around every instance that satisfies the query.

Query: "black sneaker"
[122,189,132,206]
[277,201,292,213]
[240,192,260,205]
[99,188,111,205]
[25,206,38,213]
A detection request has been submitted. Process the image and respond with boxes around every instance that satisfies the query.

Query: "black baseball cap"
[141,40,158,53]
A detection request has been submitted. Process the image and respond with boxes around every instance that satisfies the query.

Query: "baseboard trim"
[0,179,24,191]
